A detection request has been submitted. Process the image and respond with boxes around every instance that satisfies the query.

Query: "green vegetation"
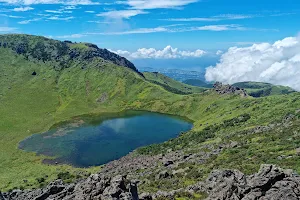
[233,81,295,97]
[1,34,300,195]
[183,79,214,88]
[143,72,207,94]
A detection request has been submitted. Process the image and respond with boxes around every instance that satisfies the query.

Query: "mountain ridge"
[0,34,144,77]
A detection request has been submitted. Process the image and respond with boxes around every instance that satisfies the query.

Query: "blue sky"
[0,0,300,70]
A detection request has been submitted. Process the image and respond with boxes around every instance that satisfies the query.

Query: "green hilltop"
[183,79,295,97]
[232,81,295,97]
[1,34,300,196]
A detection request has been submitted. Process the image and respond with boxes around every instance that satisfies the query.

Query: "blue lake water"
[19,111,193,167]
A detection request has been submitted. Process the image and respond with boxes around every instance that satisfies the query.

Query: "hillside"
[233,81,295,97]
[143,72,207,94]
[183,79,214,88]
[1,34,300,199]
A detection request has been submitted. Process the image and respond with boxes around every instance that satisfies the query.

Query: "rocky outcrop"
[2,165,299,200]
[186,164,300,200]
[2,175,139,200]
[213,82,248,97]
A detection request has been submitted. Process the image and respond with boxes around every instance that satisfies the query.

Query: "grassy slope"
[1,38,300,192]
[143,72,207,94]
[233,81,295,97]
[0,48,174,190]
[183,79,214,88]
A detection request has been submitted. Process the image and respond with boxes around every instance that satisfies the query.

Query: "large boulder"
[204,164,300,200]
[213,82,248,97]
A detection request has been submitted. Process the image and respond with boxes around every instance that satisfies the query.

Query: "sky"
[1,0,300,89]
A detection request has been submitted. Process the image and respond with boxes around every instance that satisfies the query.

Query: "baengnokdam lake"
[19,111,193,167]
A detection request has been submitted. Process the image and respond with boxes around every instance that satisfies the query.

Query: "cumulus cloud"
[216,50,223,55]
[205,36,300,91]
[111,46,206,59]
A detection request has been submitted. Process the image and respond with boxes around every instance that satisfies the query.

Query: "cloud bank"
[205,36,300,91]
[112,45,206,59]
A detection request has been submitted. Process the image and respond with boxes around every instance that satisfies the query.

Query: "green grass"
[68,42,90,50]
[233,81,295,97]
[183,79,213,88]
[1,35,300,193]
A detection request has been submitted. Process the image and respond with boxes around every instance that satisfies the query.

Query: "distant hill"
[232,82,295,97]
[143,72,207,95]
[183,79,214,88]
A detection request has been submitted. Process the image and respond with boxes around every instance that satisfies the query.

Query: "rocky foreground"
[1,164,300,200]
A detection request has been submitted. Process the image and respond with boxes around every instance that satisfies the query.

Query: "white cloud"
[13,6,33,11]
[216,50,223,55]
[111,45,206,59]
[88,24,249,35]
[122,0,198,9]
[97,10,147,19]
[64,5,77,9]
[88,27,168,35]
[18,17,41,24]
[0,26,17,32]
[56,33,86,38]
[85,10,95,13]
[45,9,63,13]
[164,17,220,22]
[87,20,112,24]
[164,14,256,22]
[102,0,198,18]
[205,36,300,91]
[192,24,247,31]
[47,16,74,20]
[0,13,24,18]
[0,0,99,5]
[215,14,256,20]
[58,23,269,38]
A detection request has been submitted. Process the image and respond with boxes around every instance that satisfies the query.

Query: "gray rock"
[164,160,174,167]
[0,192,5,200]
[139,192,152,200]
[213,82,248,97]
[203,164,300,200]
[5,175,137,200]
[156,170,173,180]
